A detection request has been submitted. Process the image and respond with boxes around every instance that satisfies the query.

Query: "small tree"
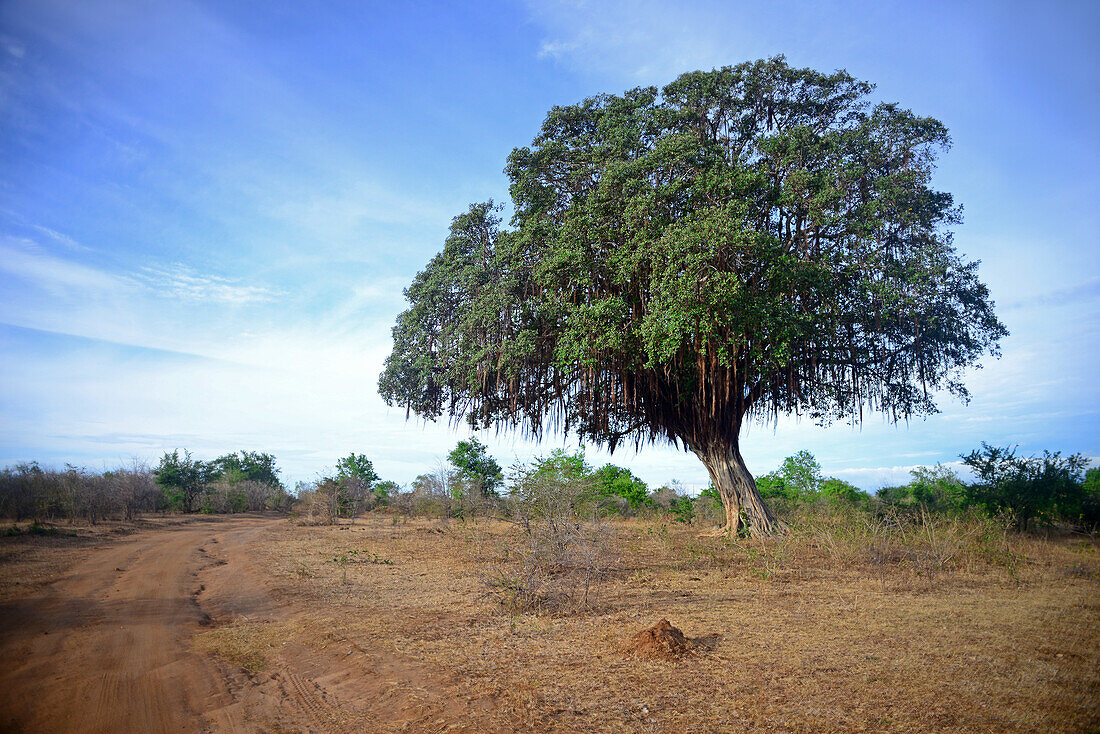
[779,451,824,498]
[876,484,911,506]
[335,453,382,515]
[907,464,966,513]
[592,464,650,510]
[755,451,823,502]
[336,453,380,485]
[528,450,592,492]
[373,480,400,503]
[448,438,504,498]
[208,451,283,489]
[819,477,865,505]
[508,451,599,557]
[155,450,205,513]
[380,58,1006,535]
[491,454,608,613]
[962,443,1087,531]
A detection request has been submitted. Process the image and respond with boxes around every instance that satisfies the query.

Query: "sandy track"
[0,516,283,733]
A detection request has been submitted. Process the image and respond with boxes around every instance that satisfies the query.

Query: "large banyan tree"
[379,57,1006,535]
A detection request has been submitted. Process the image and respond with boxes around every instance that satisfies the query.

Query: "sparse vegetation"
[0,461,158,523]
[487,451,612,615]
[3,442,1097,732]
[233,508,1097,732]
[192,618,301,675]
[2,438,1094,731]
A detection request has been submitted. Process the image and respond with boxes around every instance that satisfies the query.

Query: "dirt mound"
[624,618,692,660]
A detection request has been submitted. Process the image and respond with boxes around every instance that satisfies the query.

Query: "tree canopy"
[752,450,865,506]
[962,443,1088,531]
[592,464,650,508]
[447,438,504,496]
[379,57,1005,535]
[335,453,380,486]
[207,451,283,489]
[154,450,206,513]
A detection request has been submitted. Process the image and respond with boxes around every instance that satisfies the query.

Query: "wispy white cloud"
[523,0,775,82]
[1003,276,1100,310]
[136,263,279,305]
[0,237,122,294]
[537,39,580,60]
[0,210,92,252]
[1,34,26,59]
[265,179,454,237]
[0,236,283,307]
[29,224,90,251]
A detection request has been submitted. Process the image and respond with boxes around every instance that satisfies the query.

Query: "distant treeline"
[152,450,292,514]
[0,461,157,523]
[0,450,294,523]
[297,438,1099,534]
[2,441,1097,533]
[751,444,1099,532]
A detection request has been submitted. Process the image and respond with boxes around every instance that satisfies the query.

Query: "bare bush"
[409,467,456,518]
[692,492,724,525]
[0,461,158,523]
[110,462,159,520]
[899,509,966,583]
[336,475,372,517]
[198,479,278,514]
[292,478,340,525]
[647,485,679,513]
[487,459,611,615]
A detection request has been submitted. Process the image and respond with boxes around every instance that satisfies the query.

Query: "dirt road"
[0,516,289,733]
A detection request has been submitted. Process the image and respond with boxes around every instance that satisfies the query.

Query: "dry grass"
[238,513,1100,733]
[192,618,303,674]
[3,512,1093,731]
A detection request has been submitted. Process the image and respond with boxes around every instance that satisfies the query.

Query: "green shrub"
[962,443,1088,531]
[670,497,695,524]
[592,464,650,512]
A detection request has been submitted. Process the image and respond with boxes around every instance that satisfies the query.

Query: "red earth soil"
[623,618,693,660]
[0,516,465,733]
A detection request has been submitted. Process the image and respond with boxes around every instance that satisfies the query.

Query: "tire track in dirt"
[0,515,480,733]
[0,516,280,733]
[280,670,343,731]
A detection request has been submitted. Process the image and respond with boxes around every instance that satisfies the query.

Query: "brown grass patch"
[231,513,1100,732]
[4,510,1095,731]
[192,618,302,675]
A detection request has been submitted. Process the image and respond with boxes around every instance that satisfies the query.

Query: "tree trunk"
[693,442,782,537]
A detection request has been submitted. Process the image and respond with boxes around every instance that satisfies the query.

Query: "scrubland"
[1,508,1097,732]
[201,511,1100,732]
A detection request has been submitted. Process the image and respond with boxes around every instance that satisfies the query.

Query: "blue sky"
[1,0,1097,491]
